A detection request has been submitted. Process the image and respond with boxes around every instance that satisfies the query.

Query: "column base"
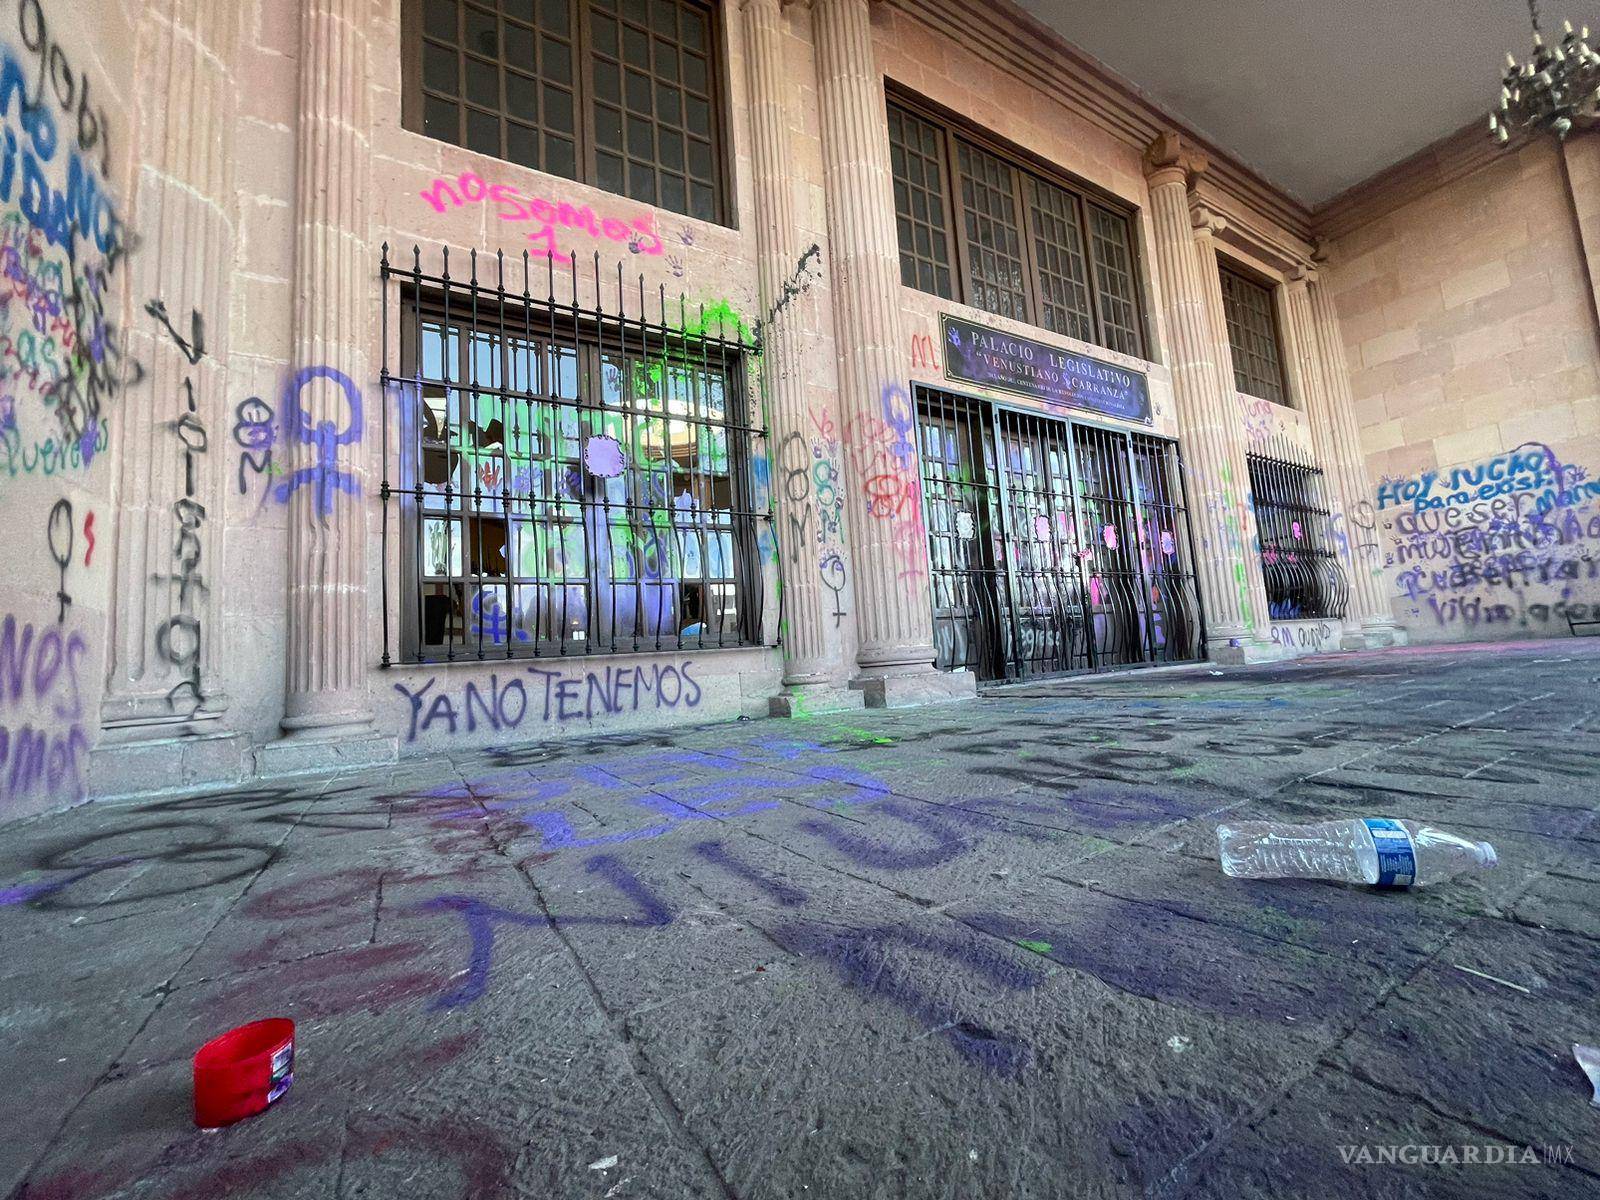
[769,683,866,718]
[1360,619,1408,648]
[1205,635,1285,665]
[850,668,978,708]
[255,731,399,778]
[86,730,253,800]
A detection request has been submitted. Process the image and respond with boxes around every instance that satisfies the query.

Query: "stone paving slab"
[2,639,1599,1199]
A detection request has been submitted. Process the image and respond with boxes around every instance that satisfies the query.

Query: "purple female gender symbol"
[272,366,363,517]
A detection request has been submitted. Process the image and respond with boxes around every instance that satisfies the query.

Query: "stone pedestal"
[811,0,967,705]
[1143,135,1277,662]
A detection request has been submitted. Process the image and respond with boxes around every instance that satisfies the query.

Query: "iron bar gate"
[1245,433,1349,621]
[919,386,1202,681]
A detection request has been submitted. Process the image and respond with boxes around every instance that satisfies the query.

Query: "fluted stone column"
[100,1,239,745]
[1280,270,1362,649]
[811,0,968,704]
[1305,260,1406,645]
[742,0,843,711]
[1143,135,1274,661]
[275,0,385,749]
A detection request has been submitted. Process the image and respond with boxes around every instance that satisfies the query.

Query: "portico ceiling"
[1013,0,1541,207]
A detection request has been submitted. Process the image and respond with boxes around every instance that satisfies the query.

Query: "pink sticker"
[1102,525,1118,549]
[1089,576,1103,606]
[1291,520,1303,539]
[1034,514,1051,540]
[1160,530,1176,557]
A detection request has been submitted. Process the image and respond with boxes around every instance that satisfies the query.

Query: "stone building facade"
[1,0,1593,817]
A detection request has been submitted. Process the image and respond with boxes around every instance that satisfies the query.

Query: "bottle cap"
[1478,842,1498,868]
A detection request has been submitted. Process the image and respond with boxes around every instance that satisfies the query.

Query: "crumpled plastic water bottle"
[1216,818,1497,888]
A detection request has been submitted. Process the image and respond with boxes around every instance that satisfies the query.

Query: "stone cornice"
[1312,117,1532,241]
[885,0,1315,243]
[1192,184,1312,278]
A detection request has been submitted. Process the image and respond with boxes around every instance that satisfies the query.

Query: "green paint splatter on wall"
[1016,939,1052,955]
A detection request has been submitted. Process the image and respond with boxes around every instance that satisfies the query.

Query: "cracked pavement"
[2,638,1598,1199]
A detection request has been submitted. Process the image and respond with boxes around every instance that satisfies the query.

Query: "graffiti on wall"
[753,243,820,345]
[1378,441,1600,632]
[0,610,88,806]
[392,662,704,742]
[844,386,928,586]
[420,171,664,259]
[148,299,207,713]
[0,7,130,460]
[232,393,278,496]
[272,366,361,517]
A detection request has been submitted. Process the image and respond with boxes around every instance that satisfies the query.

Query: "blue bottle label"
[1364,818,1416,888]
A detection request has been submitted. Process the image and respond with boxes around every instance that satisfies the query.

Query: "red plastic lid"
[192,1018,295,1129]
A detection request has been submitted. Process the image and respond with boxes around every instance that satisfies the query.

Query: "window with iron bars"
[1245,437,1349,621]
[379,246,767,665]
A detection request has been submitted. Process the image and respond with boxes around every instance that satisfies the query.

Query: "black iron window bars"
[1245,434,1349,621]
[378,243,768,666]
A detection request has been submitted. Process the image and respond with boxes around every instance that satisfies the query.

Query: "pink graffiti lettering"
[419,172,664,259]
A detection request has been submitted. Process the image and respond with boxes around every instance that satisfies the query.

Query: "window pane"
[507,121,539,167]
[423,41,459,93]
[464,4,497,54]
[424,0,459,41]
[660,173,686,213]
[503,21,534,63]
[682,51,706,92]
[465,106,500,153]
[690,181,714,221]
[658,128,683,170]
[545,135,576,179]
[887,104,953,300]
[424,95,460,142]
[544,84,573,132]
[591,11,618,56]
[540,0,569,31]
[681,7,705,49]
[464,56,499,107]
[543,36,571,84]
[686,136,711,180]
[627,114,654,158]
[623,24,650,68]
[505,71,536,121]
[956,140,1028,322]
[595,103,623,149]
[629,158,656,202]
[625,68,651,112]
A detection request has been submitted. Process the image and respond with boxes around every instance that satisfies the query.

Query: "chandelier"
[1490,0,1600,141]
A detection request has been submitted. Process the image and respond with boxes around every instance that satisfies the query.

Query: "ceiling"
[1014,0,1542,207]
